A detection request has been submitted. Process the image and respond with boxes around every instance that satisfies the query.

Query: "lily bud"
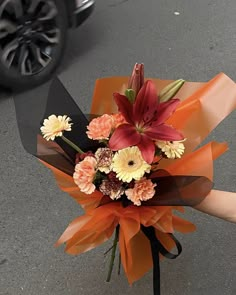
[125,89,136,103]
[127,63,144,99]
[159,79,185,103]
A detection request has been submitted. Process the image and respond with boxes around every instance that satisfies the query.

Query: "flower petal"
[113,93,134,124]
[133,80,158,123]
[145,124,184,141]
[137,135,156,164]
[109,124,141,150]
[155,99,180,124]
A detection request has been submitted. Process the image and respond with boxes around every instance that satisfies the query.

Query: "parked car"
[0,0,95,90]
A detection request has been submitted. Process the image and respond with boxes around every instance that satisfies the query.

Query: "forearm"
[194,190,236,223]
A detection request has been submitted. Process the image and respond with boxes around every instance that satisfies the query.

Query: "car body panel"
[66,0,95,27]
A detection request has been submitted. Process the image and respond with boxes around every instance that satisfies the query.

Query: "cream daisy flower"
[156,140,186,159]
[111,146,151,183]
[40,115,72,141]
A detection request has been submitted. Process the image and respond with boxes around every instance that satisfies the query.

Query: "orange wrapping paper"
[40,73,236,283]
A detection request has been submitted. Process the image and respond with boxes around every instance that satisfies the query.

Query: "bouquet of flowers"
[14,64,236,295]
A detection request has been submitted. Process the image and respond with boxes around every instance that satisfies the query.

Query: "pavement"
[0,0,236,294]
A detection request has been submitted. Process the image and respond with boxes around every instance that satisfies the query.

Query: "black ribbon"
[141,226,182,295]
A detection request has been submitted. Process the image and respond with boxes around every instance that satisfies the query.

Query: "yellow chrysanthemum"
[156,140,185,159]
[40,115,72,141]
[111,146,151,183]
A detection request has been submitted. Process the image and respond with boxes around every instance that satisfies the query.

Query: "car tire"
[0,0,68,90]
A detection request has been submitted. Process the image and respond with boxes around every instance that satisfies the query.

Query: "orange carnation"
[125,178,156,206]
[73,156,97,194]
[87,114,114,140]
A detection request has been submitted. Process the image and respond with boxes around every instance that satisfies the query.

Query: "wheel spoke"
[0,0,23,19]
[5,50,16,68]
[1,39,19,66]
[18,44,29,75]
[33,29,60,44]
[0,19,18,39]
[27,0,41,14]
[38,1,58,22]
[26,58,33,74]
[29,43,50,67]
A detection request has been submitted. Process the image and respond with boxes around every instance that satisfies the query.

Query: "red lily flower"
[109,80,184,164]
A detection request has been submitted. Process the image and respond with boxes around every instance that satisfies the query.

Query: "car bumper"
[73,0,95,27]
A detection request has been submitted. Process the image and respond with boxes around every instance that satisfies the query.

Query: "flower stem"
[118,252,121,275]
[106,226,119,282]
[157,155,163,163]
[61,135,84,154]
[104,245,115,256]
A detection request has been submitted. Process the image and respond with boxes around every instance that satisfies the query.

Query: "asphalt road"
[1,0,236,294]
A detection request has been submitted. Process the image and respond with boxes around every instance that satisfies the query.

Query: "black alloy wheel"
[0,0,68,90]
